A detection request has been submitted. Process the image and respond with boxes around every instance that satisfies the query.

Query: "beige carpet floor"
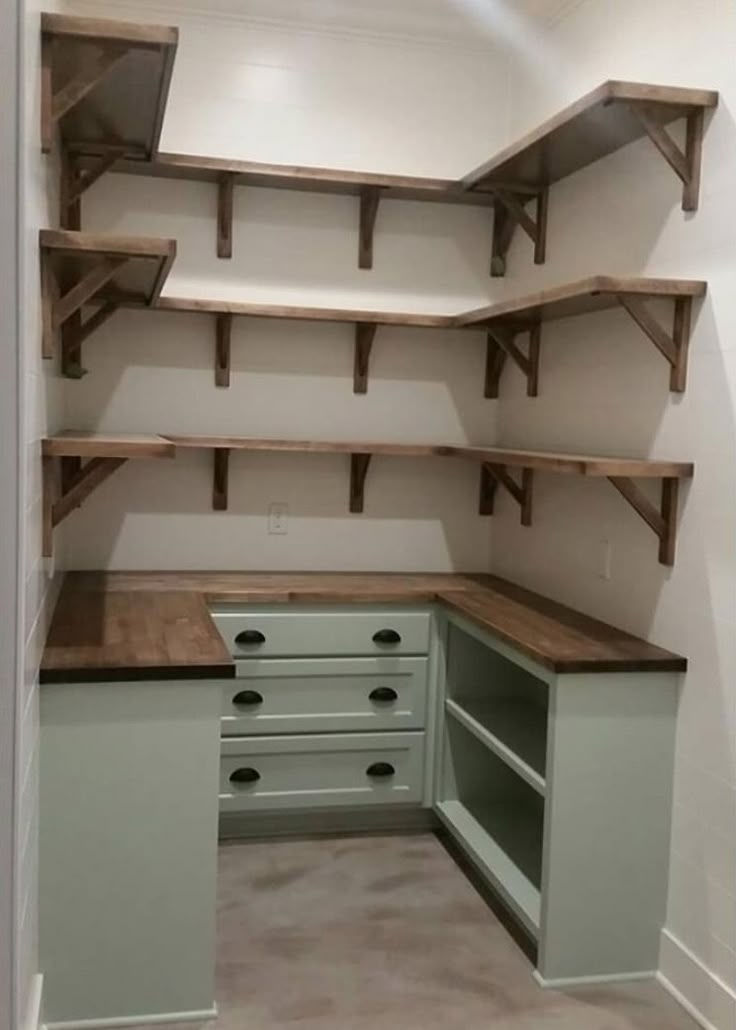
[139,833,699,1030]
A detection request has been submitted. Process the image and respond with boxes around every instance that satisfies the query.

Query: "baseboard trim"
[45,1005,217,1029]
[533,969,656,989]
[658,929,736,1030]
[22,974,44,1030]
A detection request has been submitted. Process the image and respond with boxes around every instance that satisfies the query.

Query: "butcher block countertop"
[40,571,687,682]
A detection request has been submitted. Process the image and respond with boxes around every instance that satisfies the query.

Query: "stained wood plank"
[43,432,175,459]
[42,13,179,160]
[458,446,693,479]
[40,571,687,681]
[152,296,456,328]
[459,276,707,327]
[463,80,718,190]
[165,435,457,457]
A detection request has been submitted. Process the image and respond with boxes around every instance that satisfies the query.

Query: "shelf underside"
[463,80,719,190]
[42,12,178,159]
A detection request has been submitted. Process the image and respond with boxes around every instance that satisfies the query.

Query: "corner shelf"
[40,229,176,377]
[41,13,178,160]
[460,276,707,396]
[44,19,717,276]
[41,432,175,556]
[463,81,718,274]
[445,699,546,796]
[41,433,694,565]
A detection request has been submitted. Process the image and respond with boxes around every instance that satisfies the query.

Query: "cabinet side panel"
[539,672,678,982]
[39,681,221,1024]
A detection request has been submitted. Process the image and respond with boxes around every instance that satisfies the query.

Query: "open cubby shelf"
[41,432,694,564]
[38,232,707,396]
[43,16,718,275]
[445,699,547,796]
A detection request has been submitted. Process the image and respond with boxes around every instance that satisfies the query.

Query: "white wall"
[494,2,735,1027]
[57,0,512,571]
[16,2,64,1028]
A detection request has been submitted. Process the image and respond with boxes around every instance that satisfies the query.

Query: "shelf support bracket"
[43,455,128,556]
[354,323,378,394]
[350,453,372,513]
[60,147,125,229]
[213,448,230,511]
[42,41,130,154]
[485,322,541,397]
[217,173,235,258]
[617,293,693,392]
[61,300,119,379]
[215,313,232,387]
[627,104,705,211]
[608,476,680,566]
[43,251,127,363]
[491,186,548,277]
[479,463,534,524]
[358,187,381,269]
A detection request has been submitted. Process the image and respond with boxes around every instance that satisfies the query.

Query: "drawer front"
[211,608,431,658]
[220,732,425,812]
[222,657,428,735]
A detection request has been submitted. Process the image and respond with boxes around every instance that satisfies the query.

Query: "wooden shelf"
[41,433,175,557]
[40,229,176,377]
[464,82,718,276]
[41,13,178,159]
[41,433,693,564]
[461,276,707,396]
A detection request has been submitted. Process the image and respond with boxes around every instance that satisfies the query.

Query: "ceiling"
[93,0,580,43]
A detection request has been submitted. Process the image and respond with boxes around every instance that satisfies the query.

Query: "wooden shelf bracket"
[491,186,548,277]
[217,173,235,258]
[41,37,132,155]
[358,187,381,270]
[608,476,681,566]
[212,448,230,510]
[626,104,705,211]
[42,249,127,374]
[350,453,372,512]
[479,463,534,525]
[60,147,125,230]
[215,313,233,387]
[354,323,378,394]
[484,322,541,398]
[43,455,128,556]
[617,293,693,391]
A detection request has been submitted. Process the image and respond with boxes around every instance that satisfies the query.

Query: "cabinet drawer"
[211,607,431,658]
[220,732,425,812]
[222,657,427,735]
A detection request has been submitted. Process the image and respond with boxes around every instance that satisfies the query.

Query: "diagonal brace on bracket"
[60,149,126,228]
[608,476,680,566]
[626,103,705,211]
[53,257,127,330]
[479,463,533,525]
[491,186,548,277]
[485,322,541,398]
[617,294,693,392]
[61,300,120,379]
[358,187,381,270]
[350,453,372,512]
[43,455,128,555]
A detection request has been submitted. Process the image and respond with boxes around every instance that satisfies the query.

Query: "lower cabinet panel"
[220,731,425,812]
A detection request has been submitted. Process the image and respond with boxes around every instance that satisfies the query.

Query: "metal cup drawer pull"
[234,629,266,646]
[232,689,264,707]
[366,762,395,779]
[229,767,261,785]
[372,628,401,645]
[369,686,398,703]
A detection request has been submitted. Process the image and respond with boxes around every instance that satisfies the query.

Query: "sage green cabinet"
[39,679,221,1027]
[434,612,679,986]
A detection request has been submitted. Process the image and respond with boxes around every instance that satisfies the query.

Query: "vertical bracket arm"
[358,187,381,269]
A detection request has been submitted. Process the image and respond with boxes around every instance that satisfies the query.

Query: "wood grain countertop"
[40,571,687,682]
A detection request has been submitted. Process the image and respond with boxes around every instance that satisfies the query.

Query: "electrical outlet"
[268,502,289,535]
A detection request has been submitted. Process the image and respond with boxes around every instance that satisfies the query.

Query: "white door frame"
[0,0,22,1027]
